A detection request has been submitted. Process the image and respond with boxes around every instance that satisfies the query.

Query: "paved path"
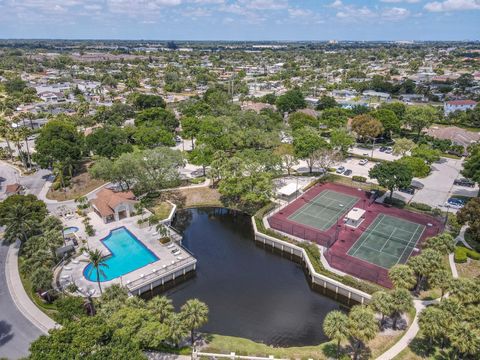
[376,300,436,360]
[0,243,43,359]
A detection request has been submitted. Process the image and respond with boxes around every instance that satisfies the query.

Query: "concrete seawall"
[251,217,371,305]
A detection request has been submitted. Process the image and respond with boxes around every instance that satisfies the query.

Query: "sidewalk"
[5,242,59,334]
[376,300,436,360]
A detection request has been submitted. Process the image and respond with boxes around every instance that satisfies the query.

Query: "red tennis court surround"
[268,182,444,288]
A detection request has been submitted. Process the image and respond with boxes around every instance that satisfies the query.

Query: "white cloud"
[238,0,288,10]
[288,8,312,17]
[424,0,480,11]
[381,0,420,3]
[382,7,410,19]
[329,0,343,8]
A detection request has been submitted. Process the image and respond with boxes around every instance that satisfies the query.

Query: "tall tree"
[293,126,329,173]
[404,106,437,139]
[323,310,349,359]
[276,89,306,114]
[388,264,416,290]
[180,299,209,347]
[85,249,109,295]
[368,161,413,200]
[348,305,378,360]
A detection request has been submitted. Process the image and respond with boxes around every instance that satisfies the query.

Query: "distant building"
[444,100,477,115]
[362,90,391,101]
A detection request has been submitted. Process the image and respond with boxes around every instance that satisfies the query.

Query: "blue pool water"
[63,226,79,234]
[83,227,158,282]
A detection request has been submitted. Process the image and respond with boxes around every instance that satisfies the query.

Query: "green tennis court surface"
[347,214,425,269]
[288,190,359,231]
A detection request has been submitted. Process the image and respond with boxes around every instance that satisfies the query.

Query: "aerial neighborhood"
[1,39,480,360]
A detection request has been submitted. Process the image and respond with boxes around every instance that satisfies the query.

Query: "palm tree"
[389,289,413,330]
[450,323,480,358]
[180,298,209,347]
[388,264,416,290]
[19,126,32,169]
[167,313,188,348]
[53,161,65,190]
[3,203,37,244]
[348,305,379,360]
[418,306,445,347]
[156,224,169,239]
[370,291,393,327]
[147,296,174,322]
[428,268,452,300]
[0,118,14,160]
[323,310,349,359]
[85,249,108,295]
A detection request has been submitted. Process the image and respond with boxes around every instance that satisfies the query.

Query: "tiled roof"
[91,188,136,217]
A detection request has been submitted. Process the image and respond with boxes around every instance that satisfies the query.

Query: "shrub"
[352,175,367,183]
[384,197,406,208]
[468,248,480,260]
[409,202,432,212]
[454,247,468,263]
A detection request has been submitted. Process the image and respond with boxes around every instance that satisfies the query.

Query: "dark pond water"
[164,208,343,347]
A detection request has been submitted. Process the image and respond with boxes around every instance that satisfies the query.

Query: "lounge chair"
[177,256,183,260]
[71,259,80,264]
[63,266,72,271]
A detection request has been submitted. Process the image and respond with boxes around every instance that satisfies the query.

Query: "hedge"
[352,175,367,183]
[454,246,480,263]
[409,202,432,212]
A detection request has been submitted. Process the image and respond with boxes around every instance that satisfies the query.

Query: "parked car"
[175,136,182,143]
[336,166,346,174]
[399,187,415,195]
[446,198,465,209]
[454,178,475,188]
[385,147,393,154]
[190,169,204,178]
[379,146,387,152]
[343,169,352,176]
[359,159,369,166]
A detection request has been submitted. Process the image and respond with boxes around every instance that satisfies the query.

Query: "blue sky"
[0,0,478,40]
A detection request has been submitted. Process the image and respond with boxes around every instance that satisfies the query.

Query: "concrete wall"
[130,260,196,296]
[251,217,371,305]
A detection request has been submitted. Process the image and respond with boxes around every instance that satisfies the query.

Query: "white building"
[444,100,477,115]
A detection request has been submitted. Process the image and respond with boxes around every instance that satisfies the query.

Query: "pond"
[154,208,345,347]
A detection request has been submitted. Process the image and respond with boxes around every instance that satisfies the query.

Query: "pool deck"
[58,211,196,297]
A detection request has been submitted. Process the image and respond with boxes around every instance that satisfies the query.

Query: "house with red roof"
[444,100,477,115]
[90,188,138,223]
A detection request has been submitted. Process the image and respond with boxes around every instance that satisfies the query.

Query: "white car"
[336,166,346,174]
[385,147,393,154]
[359,159,369,166]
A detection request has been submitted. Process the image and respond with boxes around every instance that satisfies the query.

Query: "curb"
[5,243,59,334]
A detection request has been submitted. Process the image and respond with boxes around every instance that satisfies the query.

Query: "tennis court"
[347,214,425,269]
[288,190,359,231]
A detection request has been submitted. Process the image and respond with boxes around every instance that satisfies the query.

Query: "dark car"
[454,178,475,188]
[343,169,352,176]
[399,187,415,195]
[379,146,387,152]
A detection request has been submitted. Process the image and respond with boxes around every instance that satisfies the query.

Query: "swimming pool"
[63,226,79,235]
[83,227,159,282]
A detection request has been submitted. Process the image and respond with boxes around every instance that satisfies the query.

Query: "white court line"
[349,214,385,257]
[289,191,358,230]
[396,224,426,265]
[379,228,397,252]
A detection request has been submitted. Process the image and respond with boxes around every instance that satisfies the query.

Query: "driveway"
[0,162,50,200]
[411,157,466,209]
[0,243,42,359]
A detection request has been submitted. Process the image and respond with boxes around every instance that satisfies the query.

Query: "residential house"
[444,100,477,115]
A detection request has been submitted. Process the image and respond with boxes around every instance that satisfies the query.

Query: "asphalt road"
[0,243,42,359]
